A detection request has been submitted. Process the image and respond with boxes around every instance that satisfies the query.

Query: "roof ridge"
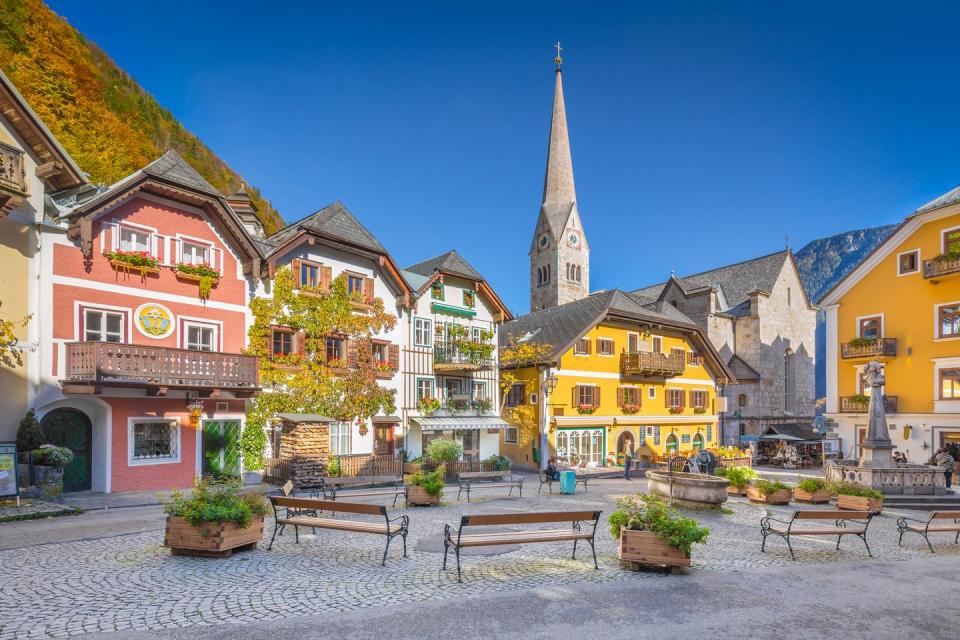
[662,249,789,284]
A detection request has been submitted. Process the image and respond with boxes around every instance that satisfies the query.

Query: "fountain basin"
[646,471,730,506]
[825,461,947,495]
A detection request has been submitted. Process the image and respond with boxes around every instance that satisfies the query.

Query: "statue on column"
[860,360,893,468]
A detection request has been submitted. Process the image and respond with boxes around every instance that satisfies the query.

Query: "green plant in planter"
[103,250,159,275]
[16,409,44,453]
[847,337,877,348]
[417,396,441,416]
[174,263,220,299]
[485,455,511,471]
[797,478,829,493]
[752,479,788,495]
[31,445,73,469]
[608,493,709,555]
[715,465,756,490]
[326,457,342,477]
[407,464,446,497]
[471,397,493,413]
[238,421,267,472]
[934,249,960,263]
[849,394,869,404]
[830,481,882,499]
[426,438,462,464]
[163,476,269,530]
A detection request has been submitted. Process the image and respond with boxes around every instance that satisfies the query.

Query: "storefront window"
[555,428,603,465]
[665,433,679,453]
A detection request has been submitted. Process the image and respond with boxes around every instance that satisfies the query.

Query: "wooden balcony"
[63,342,259,396]
[840,395,898,414]
[0,141,26,217]
[924,257,960,281]
[620,351,685,377]
[433,340,494,372]
[840,338,897,360]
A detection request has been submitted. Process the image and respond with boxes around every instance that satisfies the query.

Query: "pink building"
[34,151,263,493]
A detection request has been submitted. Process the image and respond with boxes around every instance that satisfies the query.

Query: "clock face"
[539,234,549,249]
[568,233,579,247]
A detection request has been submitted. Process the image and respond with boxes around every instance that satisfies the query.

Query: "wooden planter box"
[403,462,423,475]
[837,494,883,513]
[726,485,749,496]
[406,484,440,506]
[374,369,398,380]
[163,516,264,557]
[110,259,160,276]
[618,528,690,570]
[793,487,832,504]
[175,271,220,286]
[747,486,791,505]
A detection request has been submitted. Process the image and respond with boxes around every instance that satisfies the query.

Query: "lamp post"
[540,371,558,470]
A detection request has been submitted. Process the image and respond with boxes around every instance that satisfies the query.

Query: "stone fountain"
[825,361,946,495]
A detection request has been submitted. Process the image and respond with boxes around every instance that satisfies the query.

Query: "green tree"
[498,335,553,446]
[16,409,44,452]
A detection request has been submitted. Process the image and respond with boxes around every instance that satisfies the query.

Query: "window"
[472,381,487,402]
[897,250,919,275]
[787,287,791,307]
[180,241,209,265]
[529,393,537,404]
[325,336,345,363]
[272,328,294,356]
[944,228,960,253]
[738,393,748,408]
[130,419,178,463]
[471,326,483,342]
[330,421,351,455]
[184,322,217,352]
[414,318,433,347]
[575,265,581,283]
[652,336,663,353]
[463,290,475,308]
[347,274,365,296]
[671,347,685,362]
[648,386,656,400]
[537,265,551,287]
[372,342,389,365]
[119,226,151,253]
[597,338,614,356]
[667,389,684,409]
[941,368,960,400]
[620,386,640,407]
[575,338,592,355]
[691,390,708,409]
[627,333,639,353]
[506,383,525,407]
[504,427,519,444]
[576,384,598,408]
[431,283,444,300]
[858,316,882,340]
[739,423,747,438]
[300,262,319,288]
[416,378,435,400]
[686,349,702,365]
[84,308,124,342]
[566,263,581,283]
[939,304,960,338]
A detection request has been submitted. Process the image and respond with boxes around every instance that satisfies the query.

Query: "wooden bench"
[897,511,960,552]
[457,471,523,502]
[443,510,602,582]
[537,470,589,495]
[317,475,406,506]
[268,496,408,565]
[760,510,874,560]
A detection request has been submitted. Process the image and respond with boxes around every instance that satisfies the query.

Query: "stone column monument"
[859,361,894,469]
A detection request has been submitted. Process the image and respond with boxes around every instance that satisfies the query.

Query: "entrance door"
[202,420,241,477]
[692,433,705,450]
[459,430,479,462]
[41,409,92,492]
[665,433,679,454]
[616,431,635,458]
[374,424,395,455]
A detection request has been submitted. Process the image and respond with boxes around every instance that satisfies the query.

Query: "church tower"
[529,47,590,312]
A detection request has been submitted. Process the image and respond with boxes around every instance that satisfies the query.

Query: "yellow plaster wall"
[0,216,31,440]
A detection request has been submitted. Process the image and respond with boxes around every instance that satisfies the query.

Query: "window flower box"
[621,403,640,415]
[374,362,398,379]
[105,250,160,276]
[576,403,596,415]
[668,406,684,414]
[174,263,220,299]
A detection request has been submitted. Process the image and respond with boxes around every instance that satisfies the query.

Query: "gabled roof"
[915,184,960,215]
[141,150,221,195]
[727,355,760,381]
[405,250,484,281]
[634,250,790,311]
[264,201,387,254]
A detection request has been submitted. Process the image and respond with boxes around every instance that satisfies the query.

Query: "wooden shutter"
[572,385,579,408]
[616,386,624,408]
[346,339,359,368]
[388,344,400,370]
[364,277,375,303]
[291,259,302,286]
[295,330,306,356]
[320,266,332,292]
[585,338,592,354]
[593,386,601,409]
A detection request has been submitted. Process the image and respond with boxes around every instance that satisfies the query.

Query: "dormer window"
[119,227,151,253]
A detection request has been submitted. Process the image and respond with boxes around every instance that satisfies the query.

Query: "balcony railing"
[0,141,25,194]
[64,342,259,394]
[840,395,898,414]
[433,340,494,371]
[620,351,685,377]
[841,338,897,360]
[924,257,960,281]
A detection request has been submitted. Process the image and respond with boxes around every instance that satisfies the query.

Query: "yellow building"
[499,290,735,467]
[822,184,960,462]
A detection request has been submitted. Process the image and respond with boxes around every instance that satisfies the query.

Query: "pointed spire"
[541,61,576,224]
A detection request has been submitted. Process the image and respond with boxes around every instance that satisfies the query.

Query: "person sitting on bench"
[546,457,560,481]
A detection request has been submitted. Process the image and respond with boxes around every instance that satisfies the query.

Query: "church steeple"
[529,46,590,312]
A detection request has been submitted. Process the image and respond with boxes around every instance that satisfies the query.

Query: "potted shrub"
[31,445,73,495]
[484,454,511,472]
[16,410,44,484]
[832,481,883,512]
[162,476,268,557]
[747,479,791,505]
[793,478,831,504]
[715,466,756,496]
[609,493,709,571]
[426,438,462,481]
[406,464,445,506]
[403,456,424,475]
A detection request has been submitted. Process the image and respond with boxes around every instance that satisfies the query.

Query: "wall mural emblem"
[135,303,175,339]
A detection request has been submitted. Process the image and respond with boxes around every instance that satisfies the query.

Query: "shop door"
[459,430,479,462]
[41,409,92,492]
[202,420,241,477]
[374,424,395,455]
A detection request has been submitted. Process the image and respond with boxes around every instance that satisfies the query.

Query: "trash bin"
[559,470,576,495]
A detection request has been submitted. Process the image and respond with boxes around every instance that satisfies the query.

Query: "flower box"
[110,258,160,275]
[618,528,690,569]
[726,485,748,496]
[837,494,883,513]
[793,487,832,504]
[406,484,440,506]
[403,462,423,475]
[747,486,791,505]
[163,516,264,557]
[175,270,220,286]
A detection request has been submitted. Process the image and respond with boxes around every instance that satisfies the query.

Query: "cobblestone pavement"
[1,478,958,638]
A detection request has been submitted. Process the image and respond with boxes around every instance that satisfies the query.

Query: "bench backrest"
[930,511,960,520]
[793,510,871,521]
[323,475,401,487]
[270,495,386,516]
[461,511,601,527]
[538,470,549,480]
[459,471,508,480]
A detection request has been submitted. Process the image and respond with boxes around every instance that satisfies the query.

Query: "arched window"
[738,393,747,407]
[545,265,551,284]
[665,433,679,453]
[692,433,704,450]
[787,287,792,307]
[536,268,542,286]
[575,265,581,283]
[784,348,796,413]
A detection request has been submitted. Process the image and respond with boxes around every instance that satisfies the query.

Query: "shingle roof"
[633,251,789,311]
[405,250,484,281]
[915,184,960,214]
[266,201,387,254]
[400,269,430,292]
[141,150,220,195]
[727,355,761,381]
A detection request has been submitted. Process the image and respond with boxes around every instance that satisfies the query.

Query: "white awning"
[411,416,512,431]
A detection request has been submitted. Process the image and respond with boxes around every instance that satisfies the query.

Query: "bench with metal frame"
[442,510,602,582]
[317,475,406,506]
[268,496,408,565]
[760,509,874,560]
[537,470,589,495]
[457,471,523,502]
[897,511,960,552]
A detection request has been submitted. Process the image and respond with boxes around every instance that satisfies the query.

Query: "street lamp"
[545,374,558,396]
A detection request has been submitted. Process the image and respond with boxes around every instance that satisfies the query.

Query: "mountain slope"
[0,0,284,233]
[795,224,898,303]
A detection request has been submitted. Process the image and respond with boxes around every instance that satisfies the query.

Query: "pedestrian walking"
[935,447,955,489]
[623,440,634,480]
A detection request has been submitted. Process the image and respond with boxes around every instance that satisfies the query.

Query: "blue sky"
[49,1,960,314]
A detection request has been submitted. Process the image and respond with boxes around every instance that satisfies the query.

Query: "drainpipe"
[539,366,549,471]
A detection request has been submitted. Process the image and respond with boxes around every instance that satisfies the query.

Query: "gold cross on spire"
[554,42,563,69]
